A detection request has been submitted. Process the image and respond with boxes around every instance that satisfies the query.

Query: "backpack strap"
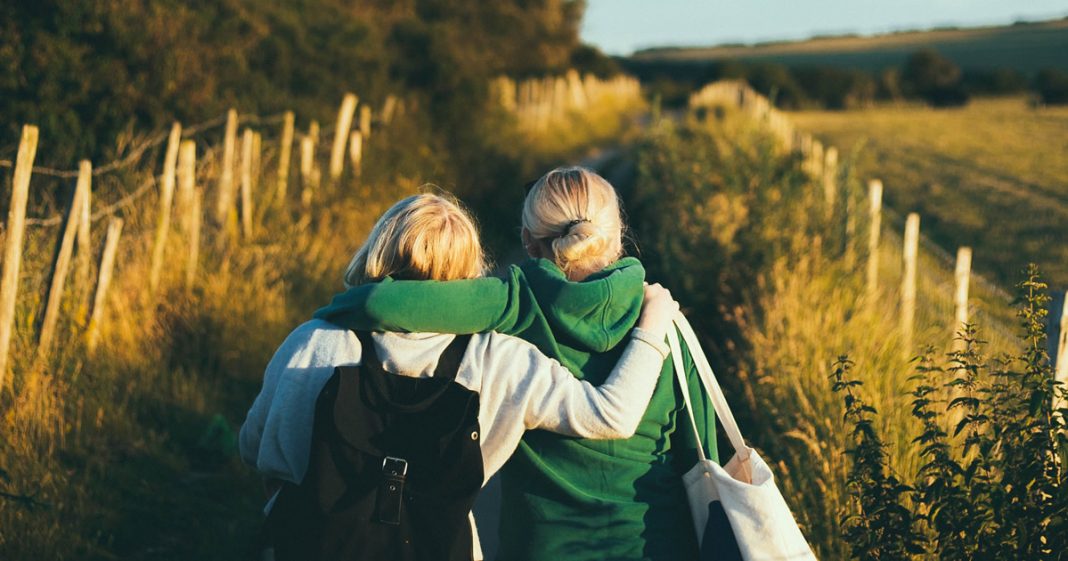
[432,333,473,381]
[353,331,472,381]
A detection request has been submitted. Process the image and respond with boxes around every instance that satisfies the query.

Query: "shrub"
[831,357,923,561]
[901,49,970,107]
[1034,68,1068,105]
[834,266,1068,560]
[794,67,876,109]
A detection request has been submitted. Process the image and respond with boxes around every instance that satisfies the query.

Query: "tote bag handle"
[668,312,750,461]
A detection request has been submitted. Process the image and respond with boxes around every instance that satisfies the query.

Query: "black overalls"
[266,332,484,561]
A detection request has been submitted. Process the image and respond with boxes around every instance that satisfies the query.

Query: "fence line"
[688,80,1030,357]
[0,89,398,384]
[0,111,286,179]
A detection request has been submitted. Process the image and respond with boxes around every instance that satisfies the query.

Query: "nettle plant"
[832,265,1068,561]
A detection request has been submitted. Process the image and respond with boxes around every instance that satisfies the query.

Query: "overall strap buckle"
[375,456,408,525]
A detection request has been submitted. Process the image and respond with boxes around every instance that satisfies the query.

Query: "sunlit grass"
[630,109,1024,560]
[790,97,1068,286]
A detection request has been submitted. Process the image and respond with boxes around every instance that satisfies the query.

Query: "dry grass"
[0,110,433,559]
[631,108,1024,560]
[0,77,644,559]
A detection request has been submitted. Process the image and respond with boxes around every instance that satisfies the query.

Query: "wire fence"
[5,111,295,229]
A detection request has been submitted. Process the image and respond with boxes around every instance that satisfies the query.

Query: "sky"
[581,0,1068,55]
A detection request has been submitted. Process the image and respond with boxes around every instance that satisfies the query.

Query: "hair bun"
[552,220,609,270]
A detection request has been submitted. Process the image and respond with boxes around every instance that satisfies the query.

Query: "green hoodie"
[315,257,718,561]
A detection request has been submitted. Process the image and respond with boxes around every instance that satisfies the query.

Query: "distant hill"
[630,19,1068,74]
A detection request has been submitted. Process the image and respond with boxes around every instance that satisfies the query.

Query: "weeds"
[832,268,1067,560]
[831,357,923,561]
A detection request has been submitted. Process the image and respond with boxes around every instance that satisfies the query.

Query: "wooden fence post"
[276,111,295,202]
[87,218,124,353]
[240,128,254,239]
[823,146,838,212]
[37,159,92,359]
[953,247,972,341]
[1056,289,1068,411]
[866,179,883,297]
[186,192,202,290]
[382,95,398,125]
[329,93,359,182]
[359,105,372,139]
[901,213,920,355]
[176,140,196,235]
[809,141,824,179]
[844,185,857,268]
[215,109,238,225]
[76,160,93,316]
[300,134,318,209]
[349,131,363,177]
[0,125,39,387]
[150,122,182,291]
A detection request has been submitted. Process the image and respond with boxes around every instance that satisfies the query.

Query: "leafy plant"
[910,347,972,558]
[831,357,923,561]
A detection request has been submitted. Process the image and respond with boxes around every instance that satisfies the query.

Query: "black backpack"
[265,332,483,561]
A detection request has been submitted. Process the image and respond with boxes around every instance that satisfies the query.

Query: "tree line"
[0,0,620,167]
[623,48,1068,110]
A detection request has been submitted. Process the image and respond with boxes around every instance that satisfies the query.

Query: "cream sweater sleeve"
[456,329,669,480]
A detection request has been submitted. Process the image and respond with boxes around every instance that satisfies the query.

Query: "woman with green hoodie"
[315,167,717,560]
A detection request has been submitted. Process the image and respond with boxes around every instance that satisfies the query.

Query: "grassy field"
[628,106,1060,560]
[789,96,1068,289]
[631,19,1068,73]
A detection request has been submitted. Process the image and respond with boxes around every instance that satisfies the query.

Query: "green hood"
[517,257,644,353]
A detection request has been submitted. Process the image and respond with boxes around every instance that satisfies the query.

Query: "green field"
[632,19,1068,73]
[789,97,1068,288]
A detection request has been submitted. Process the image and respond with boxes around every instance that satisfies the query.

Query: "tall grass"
[0,77,646,558]
[625,105,1051,559]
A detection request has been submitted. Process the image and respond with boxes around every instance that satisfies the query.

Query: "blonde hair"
[522,166,624,280]
[344,193,487,287]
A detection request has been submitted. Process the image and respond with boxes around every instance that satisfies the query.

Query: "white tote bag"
[668,313,817,561]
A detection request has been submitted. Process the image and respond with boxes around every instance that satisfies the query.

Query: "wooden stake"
[866,179,883,297]
[215,109,238,225]
[382,95,398,124]
[240,128,254,238]
[251,131,262,191]
[1055,289,1068,411]
[901,213,920,355]
[953,247,972,341]
[0,125,38,387]
[810,141,824,178]
[823,146,838,212]
[76,160,93,315]
[359,105,372,139]
[329,93,359,181]
[348,131,363,177]
[37,160,91,358]
[150,122,182,291]
[844,185,857,268]
[186,192,202,290]
[300,135,316,209]
[276,111,295,201]
[176,140,196,235]
[87,218,124,353]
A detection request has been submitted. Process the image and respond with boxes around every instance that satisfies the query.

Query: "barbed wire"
[0,111,287,178]
[4,110,294,229]
[24,175,158,227]
[881,205,1013,303]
